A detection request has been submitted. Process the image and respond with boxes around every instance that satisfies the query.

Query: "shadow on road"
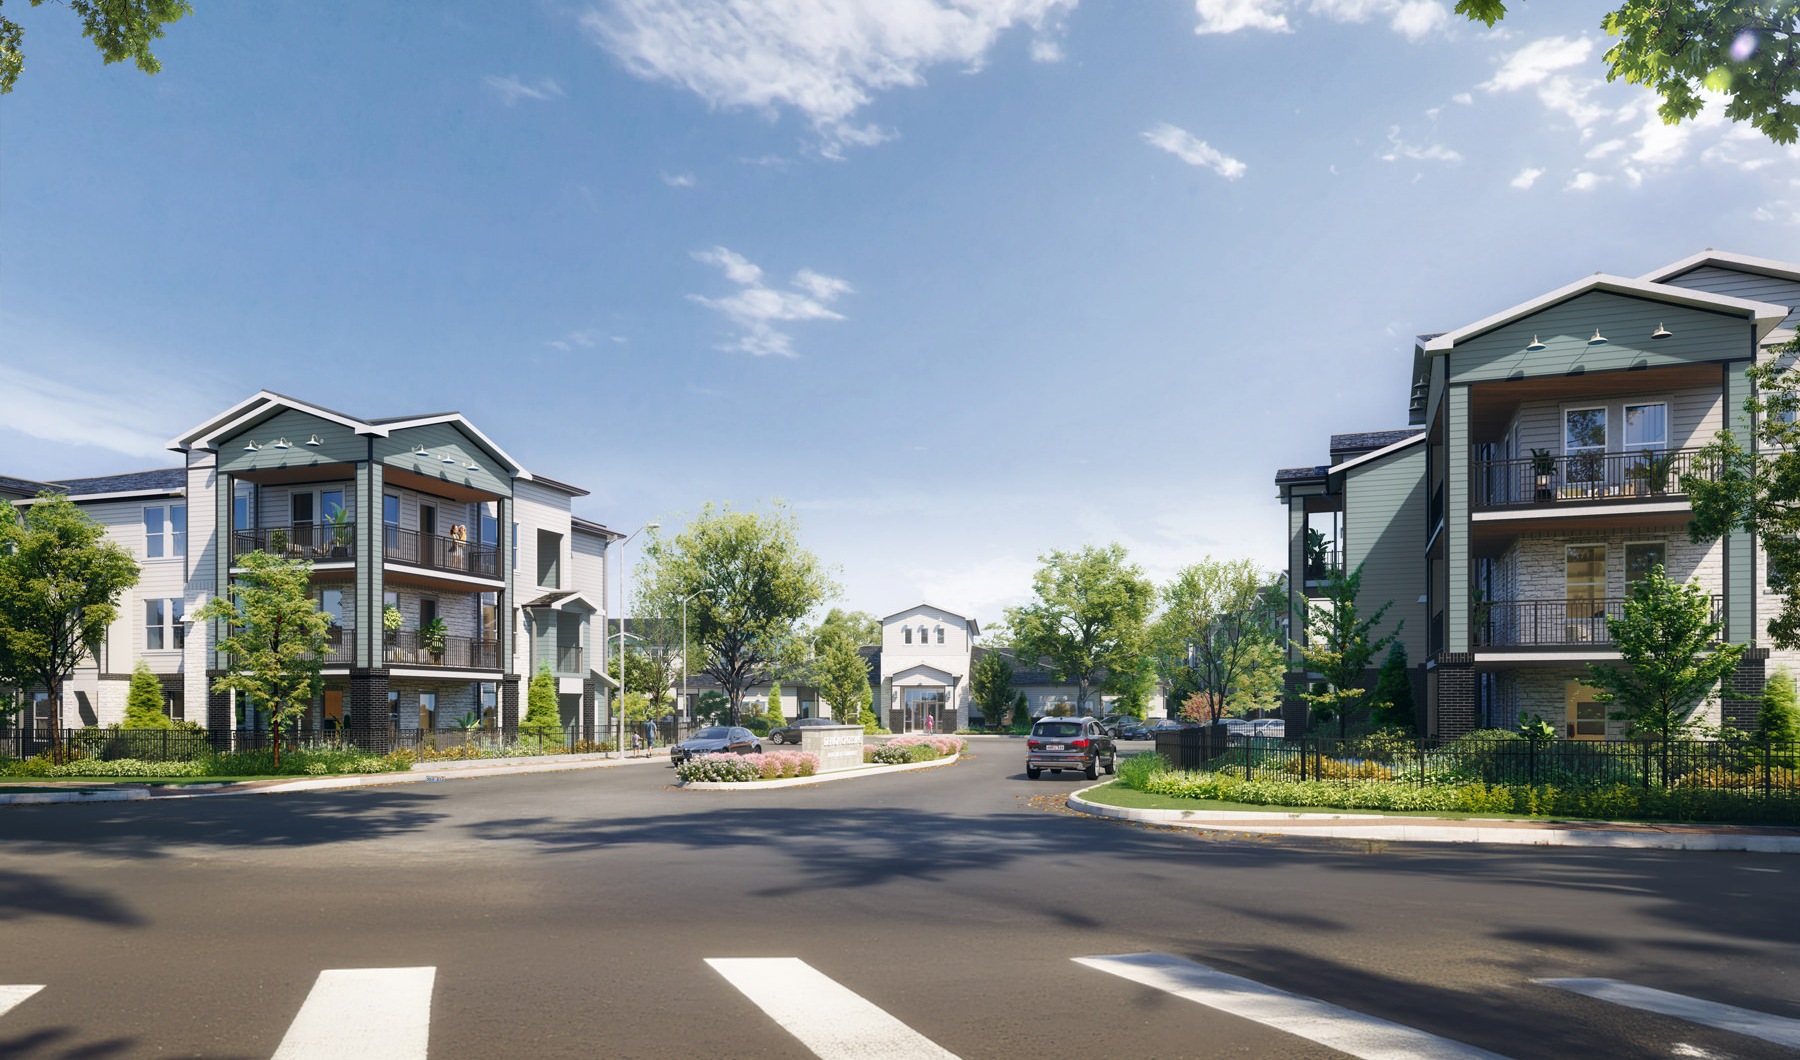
[0,868,144,929]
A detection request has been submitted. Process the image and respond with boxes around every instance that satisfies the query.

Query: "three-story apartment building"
[1278,251,1800,739]
[7,391,619,740]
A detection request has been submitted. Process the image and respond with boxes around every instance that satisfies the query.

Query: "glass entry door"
[902,688,945,733]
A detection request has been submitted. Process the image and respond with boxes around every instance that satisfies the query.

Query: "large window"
[145,506,167,558]
[537,529,562,589]
[1624,403,1667,452]
[1566,544,1607,637]
[146,599,166,650]
[170,599,185,649]
[419,692,437,730]
[1564,408,1607,484]
[480,592,499,641]
[145,598,184,649]
[1626,542,1666,585]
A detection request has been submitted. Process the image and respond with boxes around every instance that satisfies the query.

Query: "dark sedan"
[767,717,843,745]
[669,726,761,765]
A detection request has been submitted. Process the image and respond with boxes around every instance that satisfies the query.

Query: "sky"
[3,0,1797,627]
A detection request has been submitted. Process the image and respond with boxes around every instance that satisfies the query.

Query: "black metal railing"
[1471,448,1718,508]
[1303,548,1344,583]
[0,725,593,762]
[232,523,356,562]
[1161,732,1800,796]
[556,645,583,673]
[1472,595,1724,648]
[383,526,500,578]
[322,625,354,664]
[384,631,499,669]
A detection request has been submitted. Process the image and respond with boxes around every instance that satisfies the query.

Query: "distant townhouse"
[6,391,619,740]
[1277,251,1800,740]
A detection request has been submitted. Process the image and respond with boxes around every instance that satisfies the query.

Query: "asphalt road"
[0,740,1796,1059]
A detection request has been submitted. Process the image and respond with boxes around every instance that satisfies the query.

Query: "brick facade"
[1722,647,1769,733]
[206,676,231,734]
[347,670,390,739]
[1434,655,1477,737]
[501,680,520,736]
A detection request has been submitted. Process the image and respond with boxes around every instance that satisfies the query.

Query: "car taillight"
[1026,739,1039,749]
[1070,738,1089,749]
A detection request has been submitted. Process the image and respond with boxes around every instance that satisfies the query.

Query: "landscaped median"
[676,735,966,789]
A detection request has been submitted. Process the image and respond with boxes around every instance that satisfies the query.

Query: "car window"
[1033,722,1082,738]
[730,728,748,740]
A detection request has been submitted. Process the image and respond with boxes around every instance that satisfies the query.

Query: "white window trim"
[1564,541,1607,598]
[1622,401,1670,452]
[1561,405,1608,456]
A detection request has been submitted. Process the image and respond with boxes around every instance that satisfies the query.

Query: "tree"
[1,0,193,94]
[1104,657,1156,719]
[122,660,172,730]
[638,503,837,724]
[1005,544,1154,716]
[813,632,871,723]
[1690,342,1800,645]
[1295,564,1400,739]
[693,690,730,726]
[622,645,676,716]
[1758,667,1800,743]
[522,664,561,734]
[1585,565,1745,744]
[1458,1,1800,144]
[969,649,1017,730]
[811,608,881,648]
[0,492,140,761]
[1153,558,1284,723]
[767,681,785,725]
[192,552,330,769]
[1370,642,1416,732]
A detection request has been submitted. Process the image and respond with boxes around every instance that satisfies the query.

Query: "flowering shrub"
[863,736,965,765]
[677,750,822,783]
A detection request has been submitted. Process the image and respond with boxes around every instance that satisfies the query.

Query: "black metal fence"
[1156,730,1800,796]
[1472,595,1724,648]
[0,725,599,762]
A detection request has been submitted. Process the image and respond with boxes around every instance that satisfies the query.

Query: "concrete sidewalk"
[0,750,673,806]
[1067,786,1800,853]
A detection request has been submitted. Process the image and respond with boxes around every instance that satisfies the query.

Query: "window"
[419,692,437,729]
[144,506,166,558]
[318,589,346,627]
[146,599,166,650]
[936,626,945,645]
[419,598,438,629]
[1566,544,1607,638]
[1564,408,1607,483]
[1626,542,1666,585]
[512,522,519,570]
[233,493,251,531]
[170,505,185,556]
[321,489,346,522]
[1624,403,1667,452]
[478,505,499,549]
[290,492,314,526]
[904,627,912,644]
[170,599,185,649]
[384,494,401,555]
[537,530,562,588]
[388,690,400,726]
[480,592,499,640]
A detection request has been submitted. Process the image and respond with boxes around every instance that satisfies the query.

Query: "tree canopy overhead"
[1005,543,1154,716]
[1458,0,1800,144]
[1,0,193,94]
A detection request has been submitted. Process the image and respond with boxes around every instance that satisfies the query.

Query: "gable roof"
[1332,430,1426,475]
[0,474,63,497]
[1422,273,1789,353]
[53,468,187,497]
[1640,250,1800,286]
[881,603,980,635]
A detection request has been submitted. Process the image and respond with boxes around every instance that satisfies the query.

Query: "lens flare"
[1730,30,1757,62]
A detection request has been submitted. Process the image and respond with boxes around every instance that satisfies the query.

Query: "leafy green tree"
[1154,558,1283,722]
[767,681,785,725]
[622,644,676,716]
[1006,544,1154,716]
[521,663,562,737]
[638,502,838,723]
[1758,667,1800,742]
[1010,689,1029,731]
[122,660,173,730]
[693,689,730,725]
[1296,564,1400,738]
[813,632,871,723]
[1458,1,1800,144]
[1585,565,1745,743]
[0,493,140,760]
[811,608,881,648]
[1690,342,1800,645]
[857,706,882,734]
[193,552,330,768]
[1104,656,1156,719]
[1,0,192,94]
[969,649,1017,730]
[1370,642,1416,731]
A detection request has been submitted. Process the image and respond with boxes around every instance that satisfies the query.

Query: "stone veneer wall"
[1495,524,1719,602]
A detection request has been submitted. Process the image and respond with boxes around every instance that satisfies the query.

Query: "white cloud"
[1566,170,1606,191]
[1379,126,1461,163]
[1451,91,1472,105]
[1029,37,1064,62]
[0,364,191,459]
[661,171,697,187]
[1584,138,1626,159]
[582,0,1076,154]
[1143,122,1247,180]
[1509,166,1543,189]
[1752,201,1800,225]
[1481,35,1591,93]
[689,246,852,358]
[1192,0,1450,40]
[482,74,565,104]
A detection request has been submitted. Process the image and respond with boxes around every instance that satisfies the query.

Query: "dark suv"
[768,717,844,744]
[1025,717,1116,780]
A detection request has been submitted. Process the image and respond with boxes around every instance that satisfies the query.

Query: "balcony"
[385,631,500,669]
[322,625,354,665]
[555,645,584,674]
[232,523,355,563]
[1472,595,1723,649]
[383,526,500,579]
[1303,548,1343,585]
[1471,448,1718,510]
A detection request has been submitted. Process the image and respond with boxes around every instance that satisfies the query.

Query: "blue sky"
[3,0,1796,623]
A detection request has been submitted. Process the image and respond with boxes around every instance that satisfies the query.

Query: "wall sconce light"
[271,438,291,450]
[243,440,262,452]
[1525,335,1547,352]
[304,434,324,447]
[442,453,458,465]
[1586,328,1608,346]
[412,445,430,458]
[464,461,480,471]
[1651,323,1672,340]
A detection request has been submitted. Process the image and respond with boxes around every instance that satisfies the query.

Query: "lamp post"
[679,588,711,738]
[615,521,659,755]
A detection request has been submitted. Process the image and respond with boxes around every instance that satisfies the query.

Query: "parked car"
[767,717,844,745]
[669,726,761,765]
[1111,719,1152,741]
[1221,718,1255,737]
[1143,718,1195,736]
[1025,716,1116,781]
[1250,718,1285,738]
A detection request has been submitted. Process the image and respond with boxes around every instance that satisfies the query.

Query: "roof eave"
[1424,274,1788,354]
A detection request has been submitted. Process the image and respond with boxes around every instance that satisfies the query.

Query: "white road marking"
[706,957,959,1060]
[270,967,435,1060]
[1537,977,1800,1049]
[1075,953,1510,1060]
[0,985,44,1019]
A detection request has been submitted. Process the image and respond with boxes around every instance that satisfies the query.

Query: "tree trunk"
[273,706,282,770]
[49,675,63,765]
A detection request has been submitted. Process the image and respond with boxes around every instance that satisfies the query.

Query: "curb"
[0,788,153,805]
[677,753,961,791]
[1065,785,1800,853]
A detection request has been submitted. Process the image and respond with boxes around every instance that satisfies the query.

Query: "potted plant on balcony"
[421,617,448,662]
[1529,448,1556,500]
[1627,451,1678,496]
[383,604,403,651]
[269,527,290,556]
[327,507,354,558]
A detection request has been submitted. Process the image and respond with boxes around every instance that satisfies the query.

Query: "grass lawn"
[1080,781,1591,822]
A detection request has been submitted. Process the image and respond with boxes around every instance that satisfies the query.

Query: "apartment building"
[1278,251,1800,739]
[7,391,618,739]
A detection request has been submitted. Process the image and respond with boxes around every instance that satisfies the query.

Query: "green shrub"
[858,708,882,734]
[1115,751,1166,790]
[123,662,175,730]
[1759,669,1800,743]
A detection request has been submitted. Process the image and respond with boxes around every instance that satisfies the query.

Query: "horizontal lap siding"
[374,424,511,497]
[1503,384,1722,452]
[1447,292,1755,384]
[1345,445,1428,666]
[216,409,365,472]
[1660,266,1800,330]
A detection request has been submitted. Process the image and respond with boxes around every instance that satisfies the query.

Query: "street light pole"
[680,588,710,738]
[615,521,658,756]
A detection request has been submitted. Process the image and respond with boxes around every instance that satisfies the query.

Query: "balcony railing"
[383,526,500,578]
[1303,548,1343,584]
[385,631,500,669]
[1471,448,1718,509]
[232,523,356,562]
[322,625,354,664]
[555,645,584,673]
[1472,595,1724,649]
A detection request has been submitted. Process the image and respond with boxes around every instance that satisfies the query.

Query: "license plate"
[1047,744,1064,751]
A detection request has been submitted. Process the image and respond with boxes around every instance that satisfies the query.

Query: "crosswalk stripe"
[1536,977,1800,1049]
[706,957,959,1060]
[270,967,435,1060]
[1075,953,1510,1060]
[0,985,44,1019]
